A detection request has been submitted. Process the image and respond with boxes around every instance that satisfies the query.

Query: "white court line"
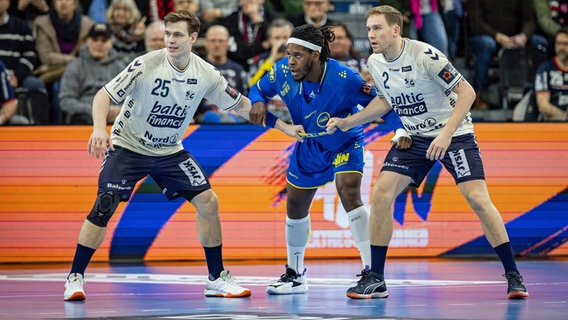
[0,273,503,287]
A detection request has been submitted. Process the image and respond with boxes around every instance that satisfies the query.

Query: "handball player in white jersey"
[63,10,261,301]
[326,5,529,300]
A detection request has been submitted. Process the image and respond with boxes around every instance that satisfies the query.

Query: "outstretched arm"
[326,96,393,133]
[233,96,306,141]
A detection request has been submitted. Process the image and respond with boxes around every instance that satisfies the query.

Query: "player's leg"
[346,137,431,299]
[458,180,528,299]
[161,150,249,298]
[267,185,317,295]
[443,133,528,299]
[64,146,142,301]
[335,172,370,269]
[346,171,411,299]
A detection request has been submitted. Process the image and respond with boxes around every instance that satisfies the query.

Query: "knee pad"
[87,192,121,227]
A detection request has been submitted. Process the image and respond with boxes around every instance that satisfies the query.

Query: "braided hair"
[289,24,335,63]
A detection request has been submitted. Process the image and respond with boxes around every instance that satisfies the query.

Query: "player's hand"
[426,132,451,160]
[249,102,267,125]
[88,127,114,158]
[391,128,412,149]
[280,123,305,142]
[326,117,346,135]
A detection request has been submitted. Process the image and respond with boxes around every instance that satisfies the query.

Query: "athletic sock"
[70,244,96,276]
[370,244,388,276]
[347,206,371,268]
[286,215,310,275]
[494,242,519,273]
[204,244,224,279]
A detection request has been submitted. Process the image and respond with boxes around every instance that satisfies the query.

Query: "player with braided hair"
[248,23,411,295]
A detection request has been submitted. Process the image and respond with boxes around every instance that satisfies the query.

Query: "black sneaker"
[266,267,307,295]
[504,271,529,299]
[346,268,388,299]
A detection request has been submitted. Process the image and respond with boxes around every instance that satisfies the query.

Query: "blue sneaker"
[504,271,529,299]
[346,268,388,299]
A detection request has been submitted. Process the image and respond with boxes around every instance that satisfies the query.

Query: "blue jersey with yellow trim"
[250,57,376,152]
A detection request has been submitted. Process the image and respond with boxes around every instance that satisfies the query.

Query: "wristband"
[265,112,278,128]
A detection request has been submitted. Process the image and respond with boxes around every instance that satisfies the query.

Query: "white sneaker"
[204,270,251,298]
[64,273,86,301]
[266,267,308,295]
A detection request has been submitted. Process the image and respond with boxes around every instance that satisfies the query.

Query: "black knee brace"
[87,192,121,227]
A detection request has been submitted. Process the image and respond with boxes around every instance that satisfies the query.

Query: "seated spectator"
[534,27,568,120]
[0,0,45,91]
[248,18,292,86]
[106,0,146,64]
[0,60,26,125]
[466,0,545,109]
[221,0,277,71]
[329,22,367,75]
[34,0,94,122]
[287,0,335,28]
[533,0,568,53]
[144,20,165,51]
[200,0,237,25]
[198,24,247,123]
[8,0,49,28]
[247,18,293,123]
[59,23,126,124]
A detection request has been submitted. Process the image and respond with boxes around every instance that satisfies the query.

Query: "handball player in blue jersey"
[248,23,412,295]
[326,5,529,300]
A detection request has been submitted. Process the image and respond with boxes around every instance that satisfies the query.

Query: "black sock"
[70,244,96,276]
[370,245,388,276]
[204,245,223,279]
[494,242,518,274]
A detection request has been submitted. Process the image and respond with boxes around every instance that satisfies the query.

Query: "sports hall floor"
[0,257,566,320]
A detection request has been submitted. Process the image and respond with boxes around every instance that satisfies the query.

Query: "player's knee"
[87,192,121,227]
[189,189,219,218]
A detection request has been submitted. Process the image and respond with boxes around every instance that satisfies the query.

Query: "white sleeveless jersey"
[104,49,242,156]
[367,39,474,137]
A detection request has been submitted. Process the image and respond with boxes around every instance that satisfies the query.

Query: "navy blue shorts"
[98,146,211,200]
[381,133,485,187]
[287,137,365,189]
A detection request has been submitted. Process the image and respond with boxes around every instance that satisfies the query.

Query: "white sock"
[347,206,371,269]
[286,215,310,275]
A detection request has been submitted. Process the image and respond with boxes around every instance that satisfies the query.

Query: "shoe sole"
[64,292,86,301]
[508,291,529,299]
[346,291,388,299]
[266,286,308,295]
[204,289,251,298]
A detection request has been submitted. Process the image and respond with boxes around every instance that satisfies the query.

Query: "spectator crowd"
[1,0,567,125]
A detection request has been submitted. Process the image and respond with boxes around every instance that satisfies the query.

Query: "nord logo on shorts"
[448,149,471,178]
[179,158,206,186]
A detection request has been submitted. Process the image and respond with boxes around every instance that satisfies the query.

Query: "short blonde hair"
[366,5,403,29]
[106,0,142,25]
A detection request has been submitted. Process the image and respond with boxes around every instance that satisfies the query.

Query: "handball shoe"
[64,273,86,301]
[266,267,308,295]
[504,271,529,299]
[346,268,388,299]
[204,270,251,298]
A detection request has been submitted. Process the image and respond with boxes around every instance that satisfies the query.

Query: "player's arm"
[88,88,114,158]
[234,96,306,141]
[326,95,393,133]
[535,91,567,120]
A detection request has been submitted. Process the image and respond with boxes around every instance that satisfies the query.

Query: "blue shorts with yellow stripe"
[286,136,365,189]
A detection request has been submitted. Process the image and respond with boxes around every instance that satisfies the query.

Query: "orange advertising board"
[0,123,566,263]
